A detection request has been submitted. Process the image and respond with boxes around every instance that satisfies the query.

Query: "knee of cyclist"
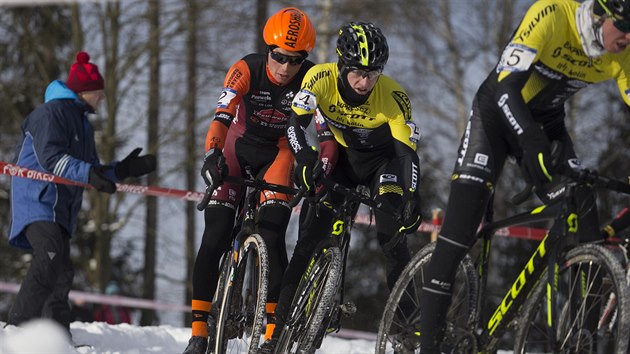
[374,185,404,211]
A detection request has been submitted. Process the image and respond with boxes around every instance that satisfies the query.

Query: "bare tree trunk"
[184,0,199,327]
[316,0,332,64]
[69,4,83,52]
[439,0,467,136]
[92,0,122,292]
[255,0,268,53]
[141,0,160,326]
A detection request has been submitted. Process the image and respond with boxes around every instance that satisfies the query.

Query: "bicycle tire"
[213,234,269,354]
[207,251,231,354]
[376,241,479,354]
[513,243,630,354]
[275,246,343,354]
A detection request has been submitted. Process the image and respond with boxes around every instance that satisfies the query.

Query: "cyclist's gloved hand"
[294,146,319,191]
[89,165,116,194]
[400,192,422,234]
[115,147,156,179]
[519,124,553,189]
[602,225,615,239]
[201,148,228,187]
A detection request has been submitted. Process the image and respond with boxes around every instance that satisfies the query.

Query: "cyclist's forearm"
[605,207,630,237]
[287,112,314,155]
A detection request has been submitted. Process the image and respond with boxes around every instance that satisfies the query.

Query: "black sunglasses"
[614,18,630,33]
[270,51,306,66]
[347,67,383,80]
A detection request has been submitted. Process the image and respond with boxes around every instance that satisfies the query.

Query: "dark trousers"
[8,221,74,330]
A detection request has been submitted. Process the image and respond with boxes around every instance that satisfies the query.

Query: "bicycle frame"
[472,183,591,351]
[288,188,362,333]
[202,167,299,354]
[282,180,400,352]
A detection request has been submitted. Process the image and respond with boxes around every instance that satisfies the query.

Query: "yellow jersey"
[291,62,418,151]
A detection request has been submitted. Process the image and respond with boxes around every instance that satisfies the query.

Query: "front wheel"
[513,244,630,354]
[275,246,343,354]
[212,234,269,354]
[376,241,479,354]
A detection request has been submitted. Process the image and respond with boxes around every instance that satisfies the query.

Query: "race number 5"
[497,43,536,73]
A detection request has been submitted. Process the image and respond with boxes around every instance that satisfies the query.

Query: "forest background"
[1,0,628,337]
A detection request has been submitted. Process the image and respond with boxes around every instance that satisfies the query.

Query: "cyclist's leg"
[369,153,414,290]
[419,104,506,353]
[189,205,236,340]
[420,181,490,349]
[256,143,294,339]
[256,202,291,338]
[271,200,336,336]
[187,131,245,345]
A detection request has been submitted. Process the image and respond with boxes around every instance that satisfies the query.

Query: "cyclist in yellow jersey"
[419,0,630,352]
[258,22,423,353]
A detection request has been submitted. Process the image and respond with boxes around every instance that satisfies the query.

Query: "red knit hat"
[66,51,104,93]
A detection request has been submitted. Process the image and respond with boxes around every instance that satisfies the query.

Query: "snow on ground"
[0,319,376,354]
[0,319,516,354]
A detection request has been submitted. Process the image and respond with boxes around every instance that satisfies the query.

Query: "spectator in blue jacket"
[7,51,156,335]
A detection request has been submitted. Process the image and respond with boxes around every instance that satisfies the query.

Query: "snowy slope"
[0,319,376,354]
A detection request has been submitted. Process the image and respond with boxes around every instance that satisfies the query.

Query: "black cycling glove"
[294,147,319,191]
[519,124,553,189]
[201,148,228,187]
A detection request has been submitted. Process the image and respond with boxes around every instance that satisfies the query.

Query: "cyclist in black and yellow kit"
[258,21,423,353]
[419,0,630,352]
[183,7,316,354]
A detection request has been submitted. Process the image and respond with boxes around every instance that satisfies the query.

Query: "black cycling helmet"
[336,22,389,71]
[594,0,630,32]
[595,0,630,19]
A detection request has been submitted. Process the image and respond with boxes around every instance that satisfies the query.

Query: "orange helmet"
[263,7,316,53]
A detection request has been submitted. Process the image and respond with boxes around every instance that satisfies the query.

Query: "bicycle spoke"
[514,244,629,354]
[376,242,478,354]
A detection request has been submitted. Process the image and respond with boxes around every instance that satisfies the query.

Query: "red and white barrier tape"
[1,161,551,238]
[0,281,190,311]
[0,161,205,202]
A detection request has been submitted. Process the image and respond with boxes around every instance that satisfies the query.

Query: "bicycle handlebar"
[290,175,400,219]
[511,141,630,205]
[197,175,300,211]
[511,165,630,206]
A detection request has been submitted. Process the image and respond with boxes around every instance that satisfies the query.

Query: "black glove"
[201,148,228,187]
[89,166,116,194]
[400,191,422,234]
[602,225,615,239]
[294,147,319,191]
[519,125,553,189]
[115,148,156,180]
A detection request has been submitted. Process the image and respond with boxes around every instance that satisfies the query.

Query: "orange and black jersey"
[204,53,314,151]
[480,0,630,138]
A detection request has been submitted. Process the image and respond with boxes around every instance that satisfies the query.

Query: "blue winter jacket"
[9,80,117,249]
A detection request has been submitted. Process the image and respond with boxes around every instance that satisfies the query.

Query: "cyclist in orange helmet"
[183,7,316,354]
